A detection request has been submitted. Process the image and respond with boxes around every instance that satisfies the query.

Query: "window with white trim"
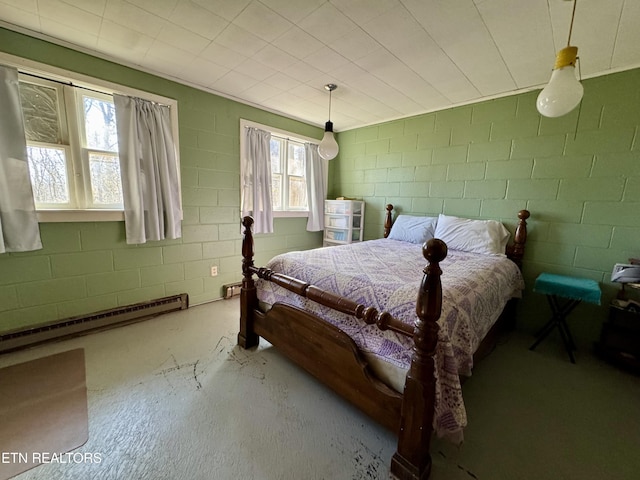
[19,75,123,210]
[269,135,308,211]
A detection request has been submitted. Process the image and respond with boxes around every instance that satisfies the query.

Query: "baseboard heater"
[223,282,242,299]
[0,293,188,354]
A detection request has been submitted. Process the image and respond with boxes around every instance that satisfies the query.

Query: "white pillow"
[388,215,438,244]
[434,214,510,256]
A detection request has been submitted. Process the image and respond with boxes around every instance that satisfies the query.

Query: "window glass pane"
[89,153,123,205]
[288,141,305,176]
[27,146,69,204]
[270,138,282,174]
[19,83,62,144]
[271,174,282,210]
[288,176,307,209]
[83,96,118,152]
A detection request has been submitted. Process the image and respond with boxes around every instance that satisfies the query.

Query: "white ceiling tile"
[156,22,209,56]
[0,3,41,31]
[98,19,154,57]
[215,24,267,57]
[328,28,381,62]
[260,0,325,24]
[103,0,166,38]
[61,0,106,16]
[37,0,102,35]
[211,70,258,95]
[145,39,196,67]
[179,57,228,87]
[271,25,325,60]
[234,57,278,81]
[240,82,283,104]
[199,42,247,69]
[0,0,37,13]
[280,60,325,83]
[169,0,227,40]
[252,44,299,70]
[263,71,303,91]
[331,0,398,24]
[302,46,350,73]
[191,0,252,22]
[297,2,358,45]
[612,0,640,68]
[232,1,292,43]
[126,0,178,19]
[39,18,99,49]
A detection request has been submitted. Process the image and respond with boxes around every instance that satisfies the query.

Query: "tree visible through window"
[18,76,123,210]
[270,135,307,211]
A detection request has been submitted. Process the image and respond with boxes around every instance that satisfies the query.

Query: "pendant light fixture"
[537,0,583,118]
[318,84,339,160]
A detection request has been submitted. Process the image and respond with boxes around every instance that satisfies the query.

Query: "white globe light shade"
[536,65,584,118]
[318,123,339,160]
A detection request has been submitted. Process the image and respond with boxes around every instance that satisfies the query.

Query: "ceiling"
[1,0,639,131]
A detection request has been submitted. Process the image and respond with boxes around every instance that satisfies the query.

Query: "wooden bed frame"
[238,205,530,480]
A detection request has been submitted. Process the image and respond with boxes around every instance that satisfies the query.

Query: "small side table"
[529,273,601,363]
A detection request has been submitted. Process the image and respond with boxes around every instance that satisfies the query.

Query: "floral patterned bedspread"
[256,238,524,439]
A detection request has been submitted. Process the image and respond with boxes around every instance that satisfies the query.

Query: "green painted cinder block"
[0,256,51,286]
[485,159,533,180]
[443,199,481,218]
[374,182,400,196]
[197,132,236,154]
[388,167,416,182]
[218,189,240,207]
[198,170,239,189]
[471,97,518,124]
[51,251,114,278]
[182,187,218,207]
[415,165,447,181]
[0,305,59,332]
[364,168,389,183]
[447,162,485,181]
[411,197,444,214]
[202,240,236,259]
[402,150,432,166]
[404,115,435,135]
[184,259,215,280]
[86,270,140,296]
[430,181,464,198]
[117,285,167,307]
[378,121,404,139]
[338,141,366,159]
[623,177,640,201]
[0,286,18,312]
[164,278,204,298]
[218,223,242,241]
[468,141,511,163]
[527,241,577,267]
[365,139,391,155]
[611,226,640,249]
[37,224,82,254]
[592,152,640,177]
[435,107,472,130]
[583,202,639,226]
[532,154,592,179]
[432,145,467,164]
[559,177,625,201]
[113,247,163,270]
[574,246,629,272]
[140,263,184,287]
[399,182,430,197]
[355,126,380,143]
[181,166,199,187]
[546,223,613,248]
[506,179,559,200]
[179,147,216,169]
[565,128,635,155]
[464,180,507,199]
[511,135,566,159]
[376,153,402,168]
[480,200,528,220]
[79,222,127,251]
[525,199,584,224]
[163,243,203,264]
[353,155,378,170]
[491,115,540,141]
[390,134,418,152]
[17,277,87,307]
[451,123,491,145]
[199,206,238,224]
[417,130,450,149]
[182,224,220,243]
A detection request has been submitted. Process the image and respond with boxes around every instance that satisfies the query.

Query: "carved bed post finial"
[239,216,259,348]
[510,209,530,269]
[391,238,447,480]
[384,204,394,238]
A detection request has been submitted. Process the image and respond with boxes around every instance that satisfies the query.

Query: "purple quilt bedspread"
[256,238,524,439]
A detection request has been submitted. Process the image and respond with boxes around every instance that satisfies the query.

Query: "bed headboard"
[382,205,530,269]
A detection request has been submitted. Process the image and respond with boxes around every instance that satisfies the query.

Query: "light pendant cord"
[567,0,578,47]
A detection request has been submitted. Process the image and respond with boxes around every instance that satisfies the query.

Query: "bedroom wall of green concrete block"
[331,68,640,344]
[0,28,323,334]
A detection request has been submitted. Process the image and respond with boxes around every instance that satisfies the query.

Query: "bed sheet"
[256,238,524,439]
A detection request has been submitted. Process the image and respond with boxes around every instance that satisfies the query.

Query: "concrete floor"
[1,298,639,480]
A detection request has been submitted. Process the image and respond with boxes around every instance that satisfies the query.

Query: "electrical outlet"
[210,266,218,277]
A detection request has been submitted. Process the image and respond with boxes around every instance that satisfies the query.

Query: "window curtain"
[304,143,327,232]
[0,65,42,254]
[114,95,181,245]
[241,127,273,234]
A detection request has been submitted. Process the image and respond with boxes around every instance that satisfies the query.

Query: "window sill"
[37,210,124,223]
[273,211,309,218]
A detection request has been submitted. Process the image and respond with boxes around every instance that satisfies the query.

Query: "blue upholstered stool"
[529,273,601,363]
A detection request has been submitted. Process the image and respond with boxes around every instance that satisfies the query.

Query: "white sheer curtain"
[304,143,327,232]
[0,65,42,254]
[114,95,181,245]
[241,127,273,234]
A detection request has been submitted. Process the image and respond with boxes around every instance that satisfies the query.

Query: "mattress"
[256,238,525,439]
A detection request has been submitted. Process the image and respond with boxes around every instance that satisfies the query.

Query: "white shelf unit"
[323,200,365,247]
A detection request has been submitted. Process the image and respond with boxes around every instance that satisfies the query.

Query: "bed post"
[238,216,259,349]
[391,238,447,480]
[507,209,530,269]
[383,204,394,238]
